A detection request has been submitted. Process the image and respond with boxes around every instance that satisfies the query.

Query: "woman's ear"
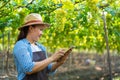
[29,26,34,32]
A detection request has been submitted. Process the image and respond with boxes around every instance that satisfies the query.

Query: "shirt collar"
[23,38,38,45]
[23,38,31,44]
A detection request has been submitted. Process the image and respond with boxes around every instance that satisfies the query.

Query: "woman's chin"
[36,38,40,41]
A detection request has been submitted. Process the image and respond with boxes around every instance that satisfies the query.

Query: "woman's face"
[29,25,45,42]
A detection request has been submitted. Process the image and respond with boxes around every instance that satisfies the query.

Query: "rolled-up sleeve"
[14,47,35,73]
[48,63,57,75]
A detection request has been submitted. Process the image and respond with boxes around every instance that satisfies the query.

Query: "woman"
[13,13,71,80]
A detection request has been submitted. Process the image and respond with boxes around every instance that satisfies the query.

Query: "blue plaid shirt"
[13,39,55,80]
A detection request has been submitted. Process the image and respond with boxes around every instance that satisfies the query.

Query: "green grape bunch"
[55,9,67,32]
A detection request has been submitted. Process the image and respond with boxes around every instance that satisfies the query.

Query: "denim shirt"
[13,39,55,80]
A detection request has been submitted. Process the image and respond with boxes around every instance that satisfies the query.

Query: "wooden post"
[102,10,113,80]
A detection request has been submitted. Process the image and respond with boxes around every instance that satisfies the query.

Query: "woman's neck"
[26,35,35,44]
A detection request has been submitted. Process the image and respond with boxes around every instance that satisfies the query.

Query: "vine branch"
[0,0,11,10]
[14,0,35,9]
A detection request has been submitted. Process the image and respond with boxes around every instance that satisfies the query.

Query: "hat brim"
[18,22,50,30]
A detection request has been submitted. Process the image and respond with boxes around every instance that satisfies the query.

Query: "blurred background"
[0,0,120,80]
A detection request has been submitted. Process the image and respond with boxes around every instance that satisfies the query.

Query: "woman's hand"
[50,48,73,71]
[57,48,72,65]
[51,49,66,62]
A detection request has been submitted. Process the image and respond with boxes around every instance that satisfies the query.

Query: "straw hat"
[18,13,50,30]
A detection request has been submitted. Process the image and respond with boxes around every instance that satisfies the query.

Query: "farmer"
[13,13,71,80]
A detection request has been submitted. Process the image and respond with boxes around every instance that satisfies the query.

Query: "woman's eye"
[40,29,43,31]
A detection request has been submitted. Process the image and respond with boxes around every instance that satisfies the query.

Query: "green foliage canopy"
[0,0,120,52]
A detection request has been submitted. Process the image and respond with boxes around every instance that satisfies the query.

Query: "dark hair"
[16,26,29,42]
[16,25,38,42]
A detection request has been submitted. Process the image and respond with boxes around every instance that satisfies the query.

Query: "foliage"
[0,0,120,53]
